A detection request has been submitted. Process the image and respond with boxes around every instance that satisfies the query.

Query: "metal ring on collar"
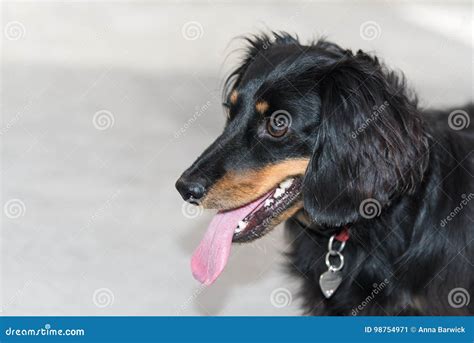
[325,251,344,272]
[328,234,346,253]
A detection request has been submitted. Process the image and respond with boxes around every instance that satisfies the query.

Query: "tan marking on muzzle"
[201,158,310,210]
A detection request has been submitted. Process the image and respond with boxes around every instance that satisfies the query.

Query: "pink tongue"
[191,193,269,285]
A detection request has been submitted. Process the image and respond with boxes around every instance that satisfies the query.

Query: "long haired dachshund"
[176,32,473,315]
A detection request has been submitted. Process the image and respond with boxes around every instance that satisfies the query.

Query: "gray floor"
[1,1,472,315]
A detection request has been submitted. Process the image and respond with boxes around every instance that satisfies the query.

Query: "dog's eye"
[266,117,289,138]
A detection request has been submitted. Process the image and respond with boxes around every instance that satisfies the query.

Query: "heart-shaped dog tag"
[319,270,342,298]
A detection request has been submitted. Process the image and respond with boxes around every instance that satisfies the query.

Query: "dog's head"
[176,32,428,285]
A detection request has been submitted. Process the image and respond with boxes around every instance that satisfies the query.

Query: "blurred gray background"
[1,1,472,315]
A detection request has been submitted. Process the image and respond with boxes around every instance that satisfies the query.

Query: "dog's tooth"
[274,187,285,198]
[235,220,248,233]
[264,198,274,207]
[279,178,294,190]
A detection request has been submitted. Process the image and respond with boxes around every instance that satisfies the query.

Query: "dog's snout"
[175,177,206,203]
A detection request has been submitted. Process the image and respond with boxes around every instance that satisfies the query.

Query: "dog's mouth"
[191,176,303,285]
[232,176,303,242]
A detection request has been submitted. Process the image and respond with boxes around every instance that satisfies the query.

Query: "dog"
[176,32,473,315]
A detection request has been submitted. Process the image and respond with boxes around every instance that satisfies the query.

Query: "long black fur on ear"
[303,49,429,226]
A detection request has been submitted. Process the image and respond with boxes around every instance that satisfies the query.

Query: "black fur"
[178,32,473,315]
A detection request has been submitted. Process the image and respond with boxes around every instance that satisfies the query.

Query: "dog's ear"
[303,50,429,226]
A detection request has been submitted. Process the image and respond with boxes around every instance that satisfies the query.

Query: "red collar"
[335,225,350,242]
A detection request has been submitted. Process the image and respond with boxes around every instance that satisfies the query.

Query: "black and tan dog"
[176,32,473,315]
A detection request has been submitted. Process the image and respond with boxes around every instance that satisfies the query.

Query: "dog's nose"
[175,177,206,203]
